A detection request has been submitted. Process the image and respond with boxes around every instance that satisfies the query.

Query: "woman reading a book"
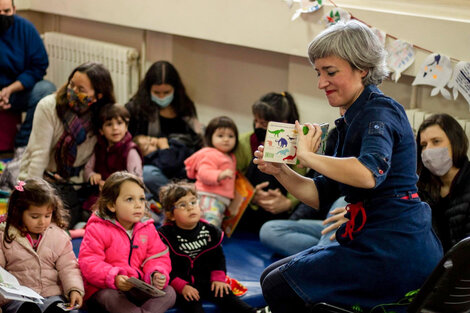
[253,20,443,313]
[234,91,307,232]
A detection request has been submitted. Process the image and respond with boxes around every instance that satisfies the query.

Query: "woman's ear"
[360,69,369,78]
[97,93,103,100]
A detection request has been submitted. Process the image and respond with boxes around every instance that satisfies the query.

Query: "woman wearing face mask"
[18,62,115,227]
[234,91,307,232]
[125,61,203,200]
[417,113,470,252]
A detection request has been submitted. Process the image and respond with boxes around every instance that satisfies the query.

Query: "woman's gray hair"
[308,20,389,86]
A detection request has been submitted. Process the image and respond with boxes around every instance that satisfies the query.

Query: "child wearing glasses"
[184,116,238,227]
[157,181,266,313]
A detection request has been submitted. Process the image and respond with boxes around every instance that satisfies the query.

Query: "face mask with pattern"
[67,87,94,114]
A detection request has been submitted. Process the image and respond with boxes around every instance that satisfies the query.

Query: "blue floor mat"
[73,231,278,312]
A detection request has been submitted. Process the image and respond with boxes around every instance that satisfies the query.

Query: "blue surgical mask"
[151,92,174,108]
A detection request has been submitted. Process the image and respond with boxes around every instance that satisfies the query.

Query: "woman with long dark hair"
[126,61,203,199]
[19,62,115,226]
[417,113,470,252]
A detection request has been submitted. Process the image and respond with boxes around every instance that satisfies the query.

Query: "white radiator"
[43,32,139,105]
[406,109,470,157]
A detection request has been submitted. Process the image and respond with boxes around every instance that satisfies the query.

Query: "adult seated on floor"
[0,0,56,151]
[234,92,307,232]
[417,113,470,253]
[126,60,203,200]
[18,62,115,228]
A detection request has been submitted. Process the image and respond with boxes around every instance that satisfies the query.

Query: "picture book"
[222,172,255,237]
[127,277,166,298]
[263,121,329,164]
[0,267,44,304]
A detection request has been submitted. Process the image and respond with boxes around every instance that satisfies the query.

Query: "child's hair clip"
[15,181,25,192]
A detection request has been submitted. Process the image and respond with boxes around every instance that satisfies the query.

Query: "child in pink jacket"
[78,172,176,313]
[0,178,84,313]
[184,116,238,227]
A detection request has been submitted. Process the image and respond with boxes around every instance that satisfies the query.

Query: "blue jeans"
[9,80,56,147]
[259,196,348,256]
[143,164,169,200]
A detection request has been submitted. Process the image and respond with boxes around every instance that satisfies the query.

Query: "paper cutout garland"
[447,61,470,107]
[412,53,452,100]
[291,0,323,21]
[371,27,386,48]
[321,7,351,27]
[386,40,415,83]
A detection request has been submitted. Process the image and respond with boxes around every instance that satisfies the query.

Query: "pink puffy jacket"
[184,147,236,199]
[78,213,171,300]
[0,223,84,306]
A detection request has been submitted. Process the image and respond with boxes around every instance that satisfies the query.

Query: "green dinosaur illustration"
[268,129,285,137]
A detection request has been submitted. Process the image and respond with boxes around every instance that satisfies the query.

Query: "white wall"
[15,0,470,133]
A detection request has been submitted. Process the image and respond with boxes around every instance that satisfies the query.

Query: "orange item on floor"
[226,275,248,296]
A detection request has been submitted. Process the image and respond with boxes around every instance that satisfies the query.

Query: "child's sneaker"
[256,306,271,313]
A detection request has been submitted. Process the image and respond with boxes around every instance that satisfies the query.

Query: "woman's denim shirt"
[314,85,418,206]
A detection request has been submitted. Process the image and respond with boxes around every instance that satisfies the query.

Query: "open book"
[263,121,329,164]
[0,267,44,304]
[127,277,166,298]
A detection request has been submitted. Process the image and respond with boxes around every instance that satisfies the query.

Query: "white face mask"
[421,147,453,177]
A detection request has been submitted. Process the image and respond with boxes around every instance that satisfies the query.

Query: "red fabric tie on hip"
[400,193,419,200]
[341,202,366,240]
[341,193,419,240]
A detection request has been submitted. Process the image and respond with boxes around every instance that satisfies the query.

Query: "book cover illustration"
[222,172,254,238]
[263,121,329,164]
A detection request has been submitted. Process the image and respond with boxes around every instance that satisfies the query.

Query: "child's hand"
[182,285,200,301]
[152,271,166,290]
[218,169,234,181]
[89,173,102,185]
[211,281,230,298]
[69,290,83,308]
[157,137,169,149]
[115,275,134,291]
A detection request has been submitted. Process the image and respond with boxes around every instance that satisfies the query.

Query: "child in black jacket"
[157,181,266,313]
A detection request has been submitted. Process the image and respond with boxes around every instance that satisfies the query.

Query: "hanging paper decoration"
[321,7,350,27]
[386,40,415,83]
[447,61,470,106]
[291,0,323,21]
[284,0,294,9]
[412,53,452,100]
[371,27,386,47]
